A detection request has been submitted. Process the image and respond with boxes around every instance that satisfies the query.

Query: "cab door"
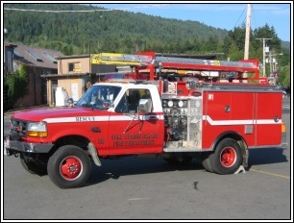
[108,88,164,155]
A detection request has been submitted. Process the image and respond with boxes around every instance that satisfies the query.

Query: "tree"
[277,63,290,86]
[253,24,281,53]
[227,42,243,61]
[4,64,28,112]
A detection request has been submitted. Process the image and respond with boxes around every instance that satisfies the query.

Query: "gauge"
[168,100,173,107]
[178,100,183,107]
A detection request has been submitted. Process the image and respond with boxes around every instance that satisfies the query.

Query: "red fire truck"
[4,52,287,188]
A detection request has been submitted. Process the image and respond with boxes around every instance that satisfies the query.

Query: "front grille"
[10,118,28,137]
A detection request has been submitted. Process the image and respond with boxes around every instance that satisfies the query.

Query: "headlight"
[27,122,47,137]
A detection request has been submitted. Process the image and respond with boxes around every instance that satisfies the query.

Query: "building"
[4,42,64,108]
[42,54,117,106]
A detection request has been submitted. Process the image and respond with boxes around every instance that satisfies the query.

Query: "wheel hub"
[60,157,82,180]
[221,147,236,167]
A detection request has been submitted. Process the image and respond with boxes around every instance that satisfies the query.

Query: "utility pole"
[256,38,272,77]
[244,4,251,60]
[243,4,251,80]
[269,51,273,74]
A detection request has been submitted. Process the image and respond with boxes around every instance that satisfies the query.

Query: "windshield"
[76,85,121,109]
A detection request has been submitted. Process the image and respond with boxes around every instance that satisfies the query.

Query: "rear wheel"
[47,145,91,189]
[209,138,242,174]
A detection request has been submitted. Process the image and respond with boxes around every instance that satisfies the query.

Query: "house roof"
[57,54,89,59]
[5,42,64,69]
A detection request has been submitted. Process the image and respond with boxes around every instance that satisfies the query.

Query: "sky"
[92,2,292,42]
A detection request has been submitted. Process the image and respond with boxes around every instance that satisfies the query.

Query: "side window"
[128,89,153,112]
[115,89,153,113]
[139,89,153,113]
[127,89,141,112]
[115,94,128,113]
[139,89,151,99]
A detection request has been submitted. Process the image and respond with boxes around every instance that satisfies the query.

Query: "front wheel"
[209,138,242,175]
[47,145,91,189]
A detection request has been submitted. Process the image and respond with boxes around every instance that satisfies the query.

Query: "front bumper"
[4,136,54,156]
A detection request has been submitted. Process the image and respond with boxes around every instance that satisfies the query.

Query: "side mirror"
[137,99,152,114]
[67,98,74,107]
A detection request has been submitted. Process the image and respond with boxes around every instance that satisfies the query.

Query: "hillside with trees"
[3,3,290,86]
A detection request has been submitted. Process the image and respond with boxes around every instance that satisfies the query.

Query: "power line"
[233,4,247,28]
[3,7,122,13]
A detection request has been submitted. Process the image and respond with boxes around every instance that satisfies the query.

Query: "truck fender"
[87,142,101,166]
[212,131,248,168]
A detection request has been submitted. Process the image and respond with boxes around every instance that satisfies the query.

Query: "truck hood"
[11,106,108,122]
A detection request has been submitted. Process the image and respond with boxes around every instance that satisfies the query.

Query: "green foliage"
[4,3,228,55]
[4,64,28,111]
[277,64,290,86]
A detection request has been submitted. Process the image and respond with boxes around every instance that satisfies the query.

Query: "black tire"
[209,138,242,175]
[20,153,48,176]
[47,145,91,189]
[201,152,213,173]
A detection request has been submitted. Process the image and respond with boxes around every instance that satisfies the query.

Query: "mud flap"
[87,142,101,166]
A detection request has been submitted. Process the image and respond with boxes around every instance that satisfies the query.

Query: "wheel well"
[50,135,90,155]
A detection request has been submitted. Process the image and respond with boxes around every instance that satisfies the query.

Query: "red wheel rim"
[220,147,236,167]
[59,156,83,180]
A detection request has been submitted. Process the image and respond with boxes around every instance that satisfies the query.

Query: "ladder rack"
[155,56,257,69]
[136,51,259,74]
[90,53,152,66]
